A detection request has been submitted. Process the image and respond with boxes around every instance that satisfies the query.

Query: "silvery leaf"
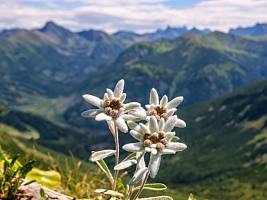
[138,196,173,200]
[114,159,137,170]
[95,189,123,197]
[90,150,115,162]
[129,167,148,186]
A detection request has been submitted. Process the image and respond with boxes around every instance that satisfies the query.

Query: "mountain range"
[1,21,267,199]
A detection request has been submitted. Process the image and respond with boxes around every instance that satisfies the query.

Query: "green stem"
[112,123,120,191]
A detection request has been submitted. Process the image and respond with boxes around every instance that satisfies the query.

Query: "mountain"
[0,21,127,111]
[65,31,267,128]
[77,29,128,62]
[157,79,267,200]
[0,28,26,38]
[113,26,210,43]
[229,23,267,36]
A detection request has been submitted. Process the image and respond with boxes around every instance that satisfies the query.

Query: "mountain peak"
[39,21,69,33]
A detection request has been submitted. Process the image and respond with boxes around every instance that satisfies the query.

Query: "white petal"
[124,102,141,110]
[161,149,176,155]
[114,79,124,98]
[106,88,114,99]
[114,159,137,170]
[176,118,186,128]
[166,108,177,118]
[95,113,112,121]
[160,95,168,108]
[81,109,101,118]
[123,142,143,152]
[145,105,151,110]
[165,132,175,140]
[145,147,151,152]
[103,93,109,101]
[159,118,165,131]
[90,149,115,162]
[149,154,161,178]
[129,130,143,141]
[129,108,147,120]
[140,123,149,134]
[149,116,158,133]
[127,121,141,132]
[123,114,139,121]
[150,88,159,105]
[163,116,178,132]
[151,148,157,155]
[167,96,183,109]
[120,93,126,103]
[166,142,187,152]
[115,117,128,133]
[83,94,103,108]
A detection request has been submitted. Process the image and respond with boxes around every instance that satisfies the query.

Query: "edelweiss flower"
[146,88,186,128]
[123,116,187,178]
[81,79,142,133]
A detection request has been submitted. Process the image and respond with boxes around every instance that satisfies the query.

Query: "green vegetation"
[155,80,267,199]
[0,148,34,199]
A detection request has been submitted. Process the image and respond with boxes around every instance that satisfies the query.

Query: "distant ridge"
[229,23,267,36]
[113,26,210,42]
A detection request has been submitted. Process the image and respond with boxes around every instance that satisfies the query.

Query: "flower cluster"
[82,79,187,199]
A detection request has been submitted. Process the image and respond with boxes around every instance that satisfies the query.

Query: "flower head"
[123,116,187,178]
[81,79,143,133]
[146,88,186,128]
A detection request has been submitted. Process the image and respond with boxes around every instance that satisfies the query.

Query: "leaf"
[96,160,114,184]
[139,196,173,200]
[114,159,137,170]
[122,152,136,162]
[26,168,61,189]
[40,188,45,198]
[129,167,148,186]
[20,160,35,177]
[90,150,116,162]
[23,180,35,186]
[10,155,19,167]
[95,189,124,197]
[134,183,167,191]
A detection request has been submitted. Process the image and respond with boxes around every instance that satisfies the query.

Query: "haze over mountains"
[1,21,267,199]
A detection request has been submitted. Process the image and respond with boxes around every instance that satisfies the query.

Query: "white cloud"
[0,0,266,33]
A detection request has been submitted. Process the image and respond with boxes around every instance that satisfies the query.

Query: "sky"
[0,0,267,33]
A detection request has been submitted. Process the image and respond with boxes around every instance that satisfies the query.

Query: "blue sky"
[0,0,266,33]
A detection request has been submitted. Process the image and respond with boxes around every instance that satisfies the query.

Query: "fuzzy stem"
[112,122,120,191]
[132,171,150,200]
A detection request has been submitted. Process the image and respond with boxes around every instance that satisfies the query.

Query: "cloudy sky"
[0,0,267,33]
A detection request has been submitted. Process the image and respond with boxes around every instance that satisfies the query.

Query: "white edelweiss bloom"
[81,79,142,133]
[122,116,187,178]
[145,88,186,128]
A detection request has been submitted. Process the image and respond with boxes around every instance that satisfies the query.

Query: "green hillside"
[0,101,114,159]
[65,32,267,128]
[154,80,267,200]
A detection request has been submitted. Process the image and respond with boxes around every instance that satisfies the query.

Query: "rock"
[19,182,74,200]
